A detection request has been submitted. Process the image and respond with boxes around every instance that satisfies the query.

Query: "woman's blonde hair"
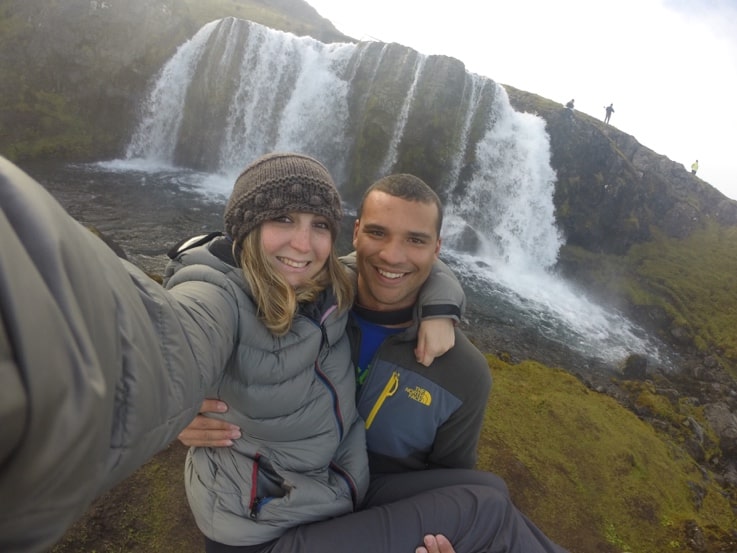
[237,227,354,336]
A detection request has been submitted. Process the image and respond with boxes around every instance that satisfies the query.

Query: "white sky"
[306,0,737,200]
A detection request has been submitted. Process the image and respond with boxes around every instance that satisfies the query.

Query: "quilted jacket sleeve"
[340,251,465,322]
[0,157,238,553]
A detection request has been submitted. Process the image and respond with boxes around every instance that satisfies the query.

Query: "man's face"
[353,190,441,311]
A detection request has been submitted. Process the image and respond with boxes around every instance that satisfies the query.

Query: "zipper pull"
[365,371,399,429]
[249,497,262,520]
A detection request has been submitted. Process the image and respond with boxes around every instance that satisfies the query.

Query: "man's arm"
[426,332,492,469]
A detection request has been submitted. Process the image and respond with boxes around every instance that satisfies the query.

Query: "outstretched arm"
[0,158,237,552]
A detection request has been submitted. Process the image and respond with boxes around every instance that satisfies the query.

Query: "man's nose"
[378,237,405,264]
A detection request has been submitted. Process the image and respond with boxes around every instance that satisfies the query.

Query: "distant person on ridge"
[565,99,574,110]
[604,103,614,124]
[691,159,699,175]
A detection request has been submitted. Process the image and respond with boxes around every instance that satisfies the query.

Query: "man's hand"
[178,399,241,447]
[415,318,455,366]
[416,534,456,553]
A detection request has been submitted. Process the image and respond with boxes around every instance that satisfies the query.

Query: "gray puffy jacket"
[165,237,369,545]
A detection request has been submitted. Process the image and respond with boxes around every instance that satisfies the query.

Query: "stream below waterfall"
[22,159,678,378]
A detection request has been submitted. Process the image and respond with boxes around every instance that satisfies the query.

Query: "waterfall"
[445,84,562,271]
[126,18,561,258]
[119,17,668,367]
[445,74,487,190]
[378,55,426,176]
[125,20,219,165]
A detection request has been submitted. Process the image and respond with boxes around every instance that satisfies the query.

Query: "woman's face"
[260,212,333,287]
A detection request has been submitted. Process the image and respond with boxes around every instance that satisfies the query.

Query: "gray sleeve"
[417,257,466,322]
[0,158,237,552]
[339,252,465,321]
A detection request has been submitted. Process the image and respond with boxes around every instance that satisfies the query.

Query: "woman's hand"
[415,318,455,366]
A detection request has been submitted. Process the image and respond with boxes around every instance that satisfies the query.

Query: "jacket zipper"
[330,460,359,509]
[248,453,262,520]
[364,371,399,429]
[314,322,345,439]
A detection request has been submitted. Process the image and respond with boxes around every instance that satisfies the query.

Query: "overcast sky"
[306,0,737,200]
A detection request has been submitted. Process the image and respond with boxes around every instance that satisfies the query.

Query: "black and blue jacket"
[349,311,492,474]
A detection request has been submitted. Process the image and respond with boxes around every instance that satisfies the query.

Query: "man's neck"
[352,303,414,327]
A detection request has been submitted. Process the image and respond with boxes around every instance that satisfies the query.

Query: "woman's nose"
[290,225,312,252]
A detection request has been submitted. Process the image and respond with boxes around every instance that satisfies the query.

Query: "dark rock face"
[623,353,648,379]
[505,86,737,254]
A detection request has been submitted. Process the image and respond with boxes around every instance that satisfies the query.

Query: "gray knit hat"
[224,152,342,245]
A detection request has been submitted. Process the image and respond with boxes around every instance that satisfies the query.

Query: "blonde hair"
[237,227,354,336]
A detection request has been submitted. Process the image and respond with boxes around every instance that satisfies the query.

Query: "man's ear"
[352,219,360,247]
[434,237,442,257]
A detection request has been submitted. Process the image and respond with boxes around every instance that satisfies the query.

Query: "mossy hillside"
[478,357,735,553]
[559,222,737,374]
[179,0,349,42]
[0,0,349,163]
[51,355,736,553]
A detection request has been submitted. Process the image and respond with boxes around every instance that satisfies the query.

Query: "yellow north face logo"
[405,386,432,406]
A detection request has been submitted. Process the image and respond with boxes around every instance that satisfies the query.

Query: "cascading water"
[378,55,427,176]
[116,17,668,368]
[125,20,220,167]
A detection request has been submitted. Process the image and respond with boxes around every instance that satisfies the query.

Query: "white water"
[378,55,426,176]
[116,18,668,367]
[125,20,219,164]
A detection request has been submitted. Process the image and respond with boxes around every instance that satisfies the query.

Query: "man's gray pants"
[205,468,569,553]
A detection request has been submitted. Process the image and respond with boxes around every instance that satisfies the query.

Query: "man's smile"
[376,267,407,280]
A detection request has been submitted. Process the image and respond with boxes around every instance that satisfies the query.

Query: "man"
[604,103,615,124]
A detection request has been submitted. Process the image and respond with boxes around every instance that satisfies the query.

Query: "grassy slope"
[561,222,737,374]
[53,355,736,553]
[479,358,734,553]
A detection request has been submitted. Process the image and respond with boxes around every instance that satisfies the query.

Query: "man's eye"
[313,221,330,230]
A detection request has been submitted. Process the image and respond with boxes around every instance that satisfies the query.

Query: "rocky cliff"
[505,87,737,254]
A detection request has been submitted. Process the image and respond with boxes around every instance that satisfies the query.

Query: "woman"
[166,152,369,546]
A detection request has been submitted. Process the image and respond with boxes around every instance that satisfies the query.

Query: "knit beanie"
[224,153,343,245]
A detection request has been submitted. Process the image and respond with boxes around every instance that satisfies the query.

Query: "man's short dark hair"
[358,174,443,236]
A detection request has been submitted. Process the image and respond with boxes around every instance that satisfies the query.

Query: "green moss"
[627,225,737,366]
[477,356,735,552]
[559,222,737,376]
